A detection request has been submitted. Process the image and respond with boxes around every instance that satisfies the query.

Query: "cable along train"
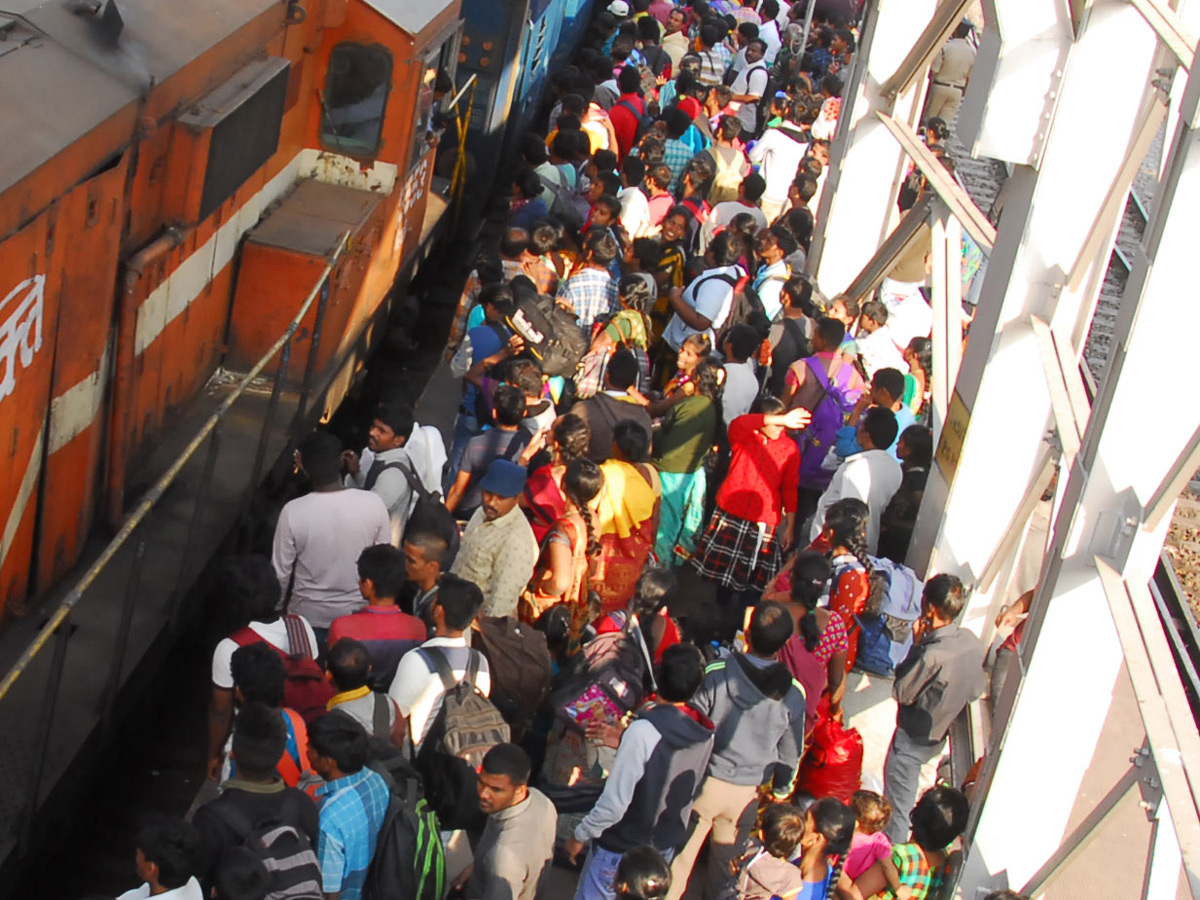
[0,0,466,618]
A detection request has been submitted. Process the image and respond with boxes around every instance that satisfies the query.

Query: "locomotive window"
[319,43,393,157]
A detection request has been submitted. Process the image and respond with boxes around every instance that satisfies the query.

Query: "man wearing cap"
[449,459,539,618]
[607,0,631,21]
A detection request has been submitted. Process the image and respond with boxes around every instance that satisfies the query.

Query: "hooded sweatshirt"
[574,702,715,854]
[692,652,807,797]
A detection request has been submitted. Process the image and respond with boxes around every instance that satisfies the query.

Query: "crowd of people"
[96,2,1007,900]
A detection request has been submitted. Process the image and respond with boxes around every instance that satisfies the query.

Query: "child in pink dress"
[844,790,893,880]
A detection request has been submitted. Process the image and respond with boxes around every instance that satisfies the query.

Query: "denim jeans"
[445,412,479,493]
[574,845,675,900]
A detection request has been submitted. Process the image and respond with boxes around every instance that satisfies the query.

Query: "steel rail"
[0,230,350,704]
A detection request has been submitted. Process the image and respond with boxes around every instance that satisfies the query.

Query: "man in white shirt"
[388,574,492,748]
[207,556,320,780]
[342,404,447,547]
[721,325,761,426]
[749,107,810,222]
[856,300,910,380]
[116,818,205,900]
[879,278,933,352]
[752,225,795,320]
[618,157,653,239]
[661,7,691,70]
[273,432,391,635]
[757,0,783,63]
[662,231,746,350]
[702,174,769,252]
[729,39,770,135]
[811,407,903,553]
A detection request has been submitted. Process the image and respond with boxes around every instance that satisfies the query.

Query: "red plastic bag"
[796,700,863,803]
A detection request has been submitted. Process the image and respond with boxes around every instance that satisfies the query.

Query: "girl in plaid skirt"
[691,396,811,592]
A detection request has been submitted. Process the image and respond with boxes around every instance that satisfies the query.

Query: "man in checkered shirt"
[308,713,390,900]
[556,229,621,329]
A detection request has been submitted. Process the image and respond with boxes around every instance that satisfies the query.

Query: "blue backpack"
[854,557,922,676]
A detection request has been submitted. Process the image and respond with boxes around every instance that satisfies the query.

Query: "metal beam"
[955,8,1200,888]
[1144,421,1200,531]
[877,0,974,100]
[1019,763,1143,897]
[1066,83,1169,292]
[810,0,940,293]
[1129,0,1197,70]
[1097,560,1200,895]
[929,201,963,441]
[875,111,997,251]
[841,193,934,302]
[975,446,1056,593]
[1029,315,1087,465]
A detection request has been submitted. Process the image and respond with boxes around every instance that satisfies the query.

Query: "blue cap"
[479,459,527,498]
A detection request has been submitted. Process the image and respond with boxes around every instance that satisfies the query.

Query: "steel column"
[908,1,1166,591]
[956,32,1200,895]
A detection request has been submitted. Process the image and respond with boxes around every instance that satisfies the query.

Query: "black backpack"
[363,754,447,900]
[367,459,461,568]
[208,794,323,900]
[506,292,588,377]
[413,648,510,831]
[473,615,554,742]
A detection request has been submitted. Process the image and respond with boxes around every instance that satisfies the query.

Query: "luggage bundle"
[795,699,864,804]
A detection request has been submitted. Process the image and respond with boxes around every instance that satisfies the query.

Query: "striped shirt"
[315,767,390,900]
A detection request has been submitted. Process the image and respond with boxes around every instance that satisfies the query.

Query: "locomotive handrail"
[0,231,351,705]
[444,72,477,114]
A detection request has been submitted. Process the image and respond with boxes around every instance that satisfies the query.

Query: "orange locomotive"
[0,0,463,616]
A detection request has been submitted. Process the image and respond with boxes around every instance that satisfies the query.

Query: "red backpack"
[232,616,334,723]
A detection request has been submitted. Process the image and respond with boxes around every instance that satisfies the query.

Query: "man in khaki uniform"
[925,22,975,126]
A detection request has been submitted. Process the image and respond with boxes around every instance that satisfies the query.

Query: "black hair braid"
[844,529,873,579]
[823,854,845,900]
[799,608,820,653]
[582,505,601,559]
[564,481,602,560]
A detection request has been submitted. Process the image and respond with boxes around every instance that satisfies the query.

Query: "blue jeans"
[574,845,674,900]
[446,412,479,493]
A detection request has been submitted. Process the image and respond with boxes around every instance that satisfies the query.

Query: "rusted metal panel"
[0,213,60,617]
[225,178,383,374]
[36,154,128,589]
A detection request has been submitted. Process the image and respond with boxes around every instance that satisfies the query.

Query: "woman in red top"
[690,396,810,593]
[522,414,592,543]
[593,565,682,663]
[813,497,873,670]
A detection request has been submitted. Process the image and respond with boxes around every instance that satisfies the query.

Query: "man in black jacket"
[564,645,715,900]
[193,702,321,896]
[572,349,654,462]
[883,573,986,842]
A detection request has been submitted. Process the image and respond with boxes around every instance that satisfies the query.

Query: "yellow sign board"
[935,390,970,480]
